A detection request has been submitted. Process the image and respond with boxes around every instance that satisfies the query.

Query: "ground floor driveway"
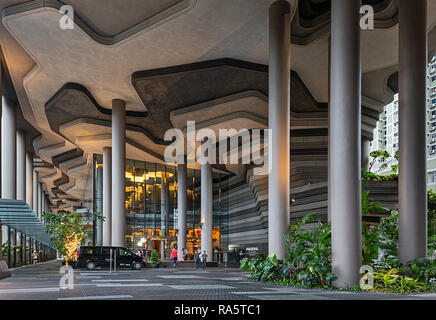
[0,260,435,300]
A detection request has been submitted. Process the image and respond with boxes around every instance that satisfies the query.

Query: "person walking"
[183,248,188,261]
[194,250,200,269]
[201,250,208,269]
[32,251,38,265]
[171,248,178,267]
[238,250,245,262]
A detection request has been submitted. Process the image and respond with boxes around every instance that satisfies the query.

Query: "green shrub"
[362,170,398,182]
[284,213,336,288]
[372,268,429,294]
[150,249,161,267]
[373,210,399,269]
[401,258,436,284]
[240,254,284,282]
[361,190,390,215]
[241,213,336,289]
[1,242,8,259]
[362,224,379,266]
[428,190,436,256]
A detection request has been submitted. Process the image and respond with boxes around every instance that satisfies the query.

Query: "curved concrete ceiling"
[6,0,433,127]
[2,0,436,211]
[291,0,398,45]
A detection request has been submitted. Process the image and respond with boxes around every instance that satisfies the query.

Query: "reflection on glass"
[121,160,228,260]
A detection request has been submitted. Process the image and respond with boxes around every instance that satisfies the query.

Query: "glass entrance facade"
[93,156,229,259]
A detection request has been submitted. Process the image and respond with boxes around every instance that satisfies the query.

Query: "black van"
[78,246,145,270]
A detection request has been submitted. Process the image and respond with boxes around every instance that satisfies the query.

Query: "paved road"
[0,260,435,300]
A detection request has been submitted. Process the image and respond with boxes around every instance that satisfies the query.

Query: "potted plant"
[150,249,160,268]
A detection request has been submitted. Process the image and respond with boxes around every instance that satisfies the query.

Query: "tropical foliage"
[361,189,390,215]
[150,249,160,267]
[362,149,399,182]
[43,210,104,260]
[241,187,436,293]
[241,213,336,288]
[371,268,429,294]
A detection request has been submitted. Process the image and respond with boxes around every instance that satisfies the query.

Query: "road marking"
[208,277,246,281]
[174,271,209,273]
[79,272,119,276]
[157,275,203,279]
[92,279,148,282]
[58,295,133,300]
[0,287,60,294]
[230,291,276,295]
[95,283,164,287]
[247,294,335,300]
[168,284,235,290]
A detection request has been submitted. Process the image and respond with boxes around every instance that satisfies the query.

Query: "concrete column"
[268,0,291,259]
[33,170,38,213]
[43,192,46,216]
[177,163,187,261]
[20,233,25,266]
[26,153,34,208]
[29,238,32,263]
[103,147,112,246]
[16,130,26,201]
[160,175,168,260]
[7,227,11,268]
[111,99,126,247]
[37,182,42,219]
[201,163,212,262]
[24,235,30,265]
[330,0,362,288]
[398,0,428,265]
[327,35,332,223]
[361,136,370,172]
[1,97,17,199]
[12,229,16,268]
[0,226,2,261]
[95,162,103,246]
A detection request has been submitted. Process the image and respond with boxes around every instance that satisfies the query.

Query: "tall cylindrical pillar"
[26,152,34,208]
[7,227,11,268]
[37,181,42,219]
[177,163,187,261]
[361,137,370,172]
[103,147,112,246]
[268,0,291,259]
[111,99,126,247]
[16,130,26,201]
[20,233,25,266]
[160,174,168,260]
[33,170,38,214]
[398,0,428,265]
[13,229,17,268]
[1,97,17,199]
[201,163,213,262]
[95,162,103,246]
[330,0,362,288]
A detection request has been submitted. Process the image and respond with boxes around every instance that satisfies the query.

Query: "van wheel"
[86,261,96,270]
[132,262,142,270]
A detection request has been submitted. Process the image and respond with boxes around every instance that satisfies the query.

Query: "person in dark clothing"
[201,250,208,269]
[238,250,245,261]
[194,250,200,269]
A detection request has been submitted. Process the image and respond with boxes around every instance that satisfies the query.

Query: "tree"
[43,211,104,261]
